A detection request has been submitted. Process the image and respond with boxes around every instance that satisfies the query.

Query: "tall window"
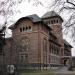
[56,19,58,23]
[43,38,47,64]
[21,37,30,52]
[19,37,30,63]
[43,38,47,52]
[49,55,50,63]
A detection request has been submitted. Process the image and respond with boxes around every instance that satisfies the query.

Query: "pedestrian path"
[54,66,75,74]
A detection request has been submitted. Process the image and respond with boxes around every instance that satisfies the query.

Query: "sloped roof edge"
[64,39,73,48]
[9,14,52,30]
[9,14,42,29]
[42,11,63,22]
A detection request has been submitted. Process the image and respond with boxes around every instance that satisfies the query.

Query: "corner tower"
[42,11,64,60]
[42,11,64,46]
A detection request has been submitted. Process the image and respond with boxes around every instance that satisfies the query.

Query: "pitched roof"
[42,11,63,22]
[26,14,42,22]
[9,14,52,30]
[9,14,42,29]
[64,40,72,48]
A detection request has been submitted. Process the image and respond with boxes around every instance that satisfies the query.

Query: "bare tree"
[1,0,75,42]
[0,0,25,36]
[0,0,42,25]
[0,0,43,37]
[47,0,75,43]
[0,0,23,26]
[29,0,75,43]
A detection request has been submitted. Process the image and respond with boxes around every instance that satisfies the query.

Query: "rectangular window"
[43,38,47,64]
[19,54,28,63]
[43,38,47,52]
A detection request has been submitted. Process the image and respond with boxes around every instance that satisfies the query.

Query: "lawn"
[21,73,75,75]
[20,71,75,75]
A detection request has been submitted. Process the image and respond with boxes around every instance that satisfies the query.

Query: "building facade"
[0,11,72,71]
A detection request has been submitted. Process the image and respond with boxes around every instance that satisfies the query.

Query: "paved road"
[54,66,75,74]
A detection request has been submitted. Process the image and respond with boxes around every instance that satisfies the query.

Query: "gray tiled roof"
[42,11,63,21]
[9,14,52,30]
[9,14,42,29]
[64,40,72,48]
[26,14,42,22]
[42,11,59,18]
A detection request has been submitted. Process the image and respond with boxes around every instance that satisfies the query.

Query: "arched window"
[20,26,32,33]
[20,28,22,32]
[26,27,28,30]
[54,20,55,23]
[56,19,58,23]
[29,26,31,30]
[51,20,53,24]
[23,27,25,31]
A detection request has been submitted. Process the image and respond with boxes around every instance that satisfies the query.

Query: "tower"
[42,11,64,46]
[42,11,64,64]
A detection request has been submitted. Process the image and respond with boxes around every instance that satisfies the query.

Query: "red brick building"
[0,11,72,70]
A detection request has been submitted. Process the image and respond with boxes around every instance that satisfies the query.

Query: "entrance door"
[64,59,67,66]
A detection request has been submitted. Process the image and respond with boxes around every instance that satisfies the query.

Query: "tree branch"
[64,6,75,10]
[67,0,75,6]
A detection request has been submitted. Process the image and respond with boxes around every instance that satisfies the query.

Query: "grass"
[20,70,75,75]
[21,72,75,75]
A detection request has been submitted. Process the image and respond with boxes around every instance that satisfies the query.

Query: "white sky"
[2,0,75,56]
[12,0,49,20]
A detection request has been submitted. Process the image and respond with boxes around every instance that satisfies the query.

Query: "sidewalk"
[54,66,75,74]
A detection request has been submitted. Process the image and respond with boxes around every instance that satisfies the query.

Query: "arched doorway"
[64,59,67,66]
